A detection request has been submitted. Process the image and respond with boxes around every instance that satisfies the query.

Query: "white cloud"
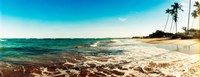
[118,17,127,22]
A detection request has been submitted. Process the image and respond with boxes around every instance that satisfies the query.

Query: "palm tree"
[171,2,183,34]
[170,19,174,33]
[169,9,175,33]
[191,10,198,29]
[187,0,192,35]
[193,1,200,30]
[182,27,187,34]
[163,9,171,32]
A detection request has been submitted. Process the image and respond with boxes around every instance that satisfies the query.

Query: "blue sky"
[0,0,198,38]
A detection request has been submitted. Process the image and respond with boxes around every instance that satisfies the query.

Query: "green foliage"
[148,30,174,38]
[171,2,183,22]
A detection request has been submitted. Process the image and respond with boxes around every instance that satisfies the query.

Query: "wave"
[89,41,100,47]
[110,39,120,43]
[106,39,121,43]
[0,39,6,42]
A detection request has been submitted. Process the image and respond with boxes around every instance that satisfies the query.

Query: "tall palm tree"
[191,10,198,29]
[193,1,200,31]
[163,9,171,32]
[171,2,183,34]
[187,0,192,35]
[169,9,175,33]
[170,19,174,33]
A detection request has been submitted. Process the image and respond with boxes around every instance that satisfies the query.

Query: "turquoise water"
[0,38,129,63]
[0,38,199,76]
[0,39,95,58]
[0,38,197,63]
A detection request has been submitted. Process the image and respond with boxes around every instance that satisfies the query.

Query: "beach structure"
[187,29,200,36]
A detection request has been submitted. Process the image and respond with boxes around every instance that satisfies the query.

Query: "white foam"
[81,39,199,76]
[110,39,120,43]
[89,41,100,47]
[90,44,97,47]
[0,39,6,42]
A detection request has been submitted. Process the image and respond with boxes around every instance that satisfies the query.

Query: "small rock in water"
[47,67,57,72]
[96,68,111,74]
[88,63,96,67]
[55,74,66,77]
[148,61,171,68]
[110,70,125,75]
[67,58,79,63]
[108,66,116,69]
[125,74,136,77]
[69,73,78,77]
[94,72,106,76]
[116,65,128,70]
[1,68,23,77]
[75,46,84,48]
[79,69,90,77]
[144,66,153,72]
[63,63,74,68]
[88,73,96,77]
[95,58,108,62]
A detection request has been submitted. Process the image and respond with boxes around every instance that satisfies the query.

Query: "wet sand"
[136,38,200,54]
[136,38,199,45]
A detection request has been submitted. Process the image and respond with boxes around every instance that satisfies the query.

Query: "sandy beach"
[136,38,200,45]
[136,38,200,54]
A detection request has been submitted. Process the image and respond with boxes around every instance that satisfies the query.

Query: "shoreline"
[135,38,199,45]
[135,38,200,54]
[134,38,200,76]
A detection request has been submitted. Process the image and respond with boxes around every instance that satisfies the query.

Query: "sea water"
[0,38,198,76]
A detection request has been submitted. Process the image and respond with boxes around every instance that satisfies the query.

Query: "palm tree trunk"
[175,22,177,34]
[170,18,174,33]
[164,14,170,32]
[199,17,200,38]
[187,0,191,35]
[199,17,200,30]
[172,22,175,33]
[199,17,200,39]
[191,18,195,29]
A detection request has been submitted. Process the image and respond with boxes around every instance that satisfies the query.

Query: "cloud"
[118,17,127,22]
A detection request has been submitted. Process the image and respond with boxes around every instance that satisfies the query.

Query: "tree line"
[163,1,200,35]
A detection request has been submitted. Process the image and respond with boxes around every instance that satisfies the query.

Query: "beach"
[136,38,200,54]
[136,38,199,46]
[2,0,200,76]
[0,38,200,77]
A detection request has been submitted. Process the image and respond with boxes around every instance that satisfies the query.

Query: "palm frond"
[192,10,198,18]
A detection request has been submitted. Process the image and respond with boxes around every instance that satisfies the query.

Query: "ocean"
[0,38,198,76]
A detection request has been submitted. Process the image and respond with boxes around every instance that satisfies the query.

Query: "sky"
[0,0,199,38]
